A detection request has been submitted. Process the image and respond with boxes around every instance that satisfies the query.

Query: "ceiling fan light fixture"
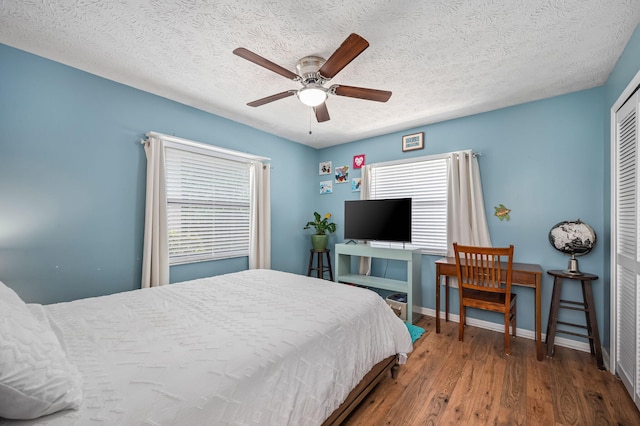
[297,85,327,107]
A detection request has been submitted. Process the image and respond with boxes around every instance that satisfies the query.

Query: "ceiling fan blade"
[247,91,296,107]
[233,47,299,80]
[318,33,369,79]
[331,85,392,102]
[314,102,330,122]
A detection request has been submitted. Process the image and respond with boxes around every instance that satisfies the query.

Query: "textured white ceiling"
[1,1,639,148]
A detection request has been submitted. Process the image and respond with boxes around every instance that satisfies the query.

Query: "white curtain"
[358,165,372,275]
[141,136,169,288]
[446,150,491,256]
[249,162,271,269]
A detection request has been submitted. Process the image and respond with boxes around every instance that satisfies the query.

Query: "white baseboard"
[416,305,595,354]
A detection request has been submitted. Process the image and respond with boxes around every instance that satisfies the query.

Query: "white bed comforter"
[9,269,412,426]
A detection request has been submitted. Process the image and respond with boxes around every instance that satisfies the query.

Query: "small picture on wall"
[335,165,349,183]
[352,178,362,192]
[402,132,424,152]
[353,154,365,169]
[320,180,333,194]
[319,161,332,175]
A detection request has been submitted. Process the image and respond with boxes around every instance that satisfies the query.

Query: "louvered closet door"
[615,91,640,409]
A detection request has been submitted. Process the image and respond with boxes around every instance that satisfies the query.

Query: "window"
[368,155,448,255]
[164,146,251,265]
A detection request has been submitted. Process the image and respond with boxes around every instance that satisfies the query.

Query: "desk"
[435,257,544,361]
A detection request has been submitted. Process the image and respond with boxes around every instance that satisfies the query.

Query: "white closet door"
[615,91,640,408]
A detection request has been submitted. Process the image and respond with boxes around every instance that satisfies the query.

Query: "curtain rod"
[454,150,483,157]
[142,131,270,163]
[369,149,483,168]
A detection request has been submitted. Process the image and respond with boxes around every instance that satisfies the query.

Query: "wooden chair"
[453,243,517,355]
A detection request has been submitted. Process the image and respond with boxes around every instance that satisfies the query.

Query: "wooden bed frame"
[322,355,398,425]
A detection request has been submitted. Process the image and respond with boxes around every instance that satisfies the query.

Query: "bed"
[0,269,413,425]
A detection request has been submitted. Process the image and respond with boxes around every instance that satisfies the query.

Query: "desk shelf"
[336,274,408,293]
[335,243,421,323]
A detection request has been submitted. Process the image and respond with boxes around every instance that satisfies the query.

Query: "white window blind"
[369,156,448,255]
[165,147,251,265]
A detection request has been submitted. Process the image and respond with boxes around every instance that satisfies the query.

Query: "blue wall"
[2,19,640,347]
[315,88,605,335]
[0,44,316,304]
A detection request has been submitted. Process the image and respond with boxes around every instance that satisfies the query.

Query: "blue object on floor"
[405,323,425,343]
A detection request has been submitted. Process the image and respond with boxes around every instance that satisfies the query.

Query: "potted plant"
[304,212,337,250]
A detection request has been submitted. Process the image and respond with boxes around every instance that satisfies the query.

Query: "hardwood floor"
[343,315,640,425]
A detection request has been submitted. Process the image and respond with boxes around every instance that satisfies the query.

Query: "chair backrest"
[453,243,514,294]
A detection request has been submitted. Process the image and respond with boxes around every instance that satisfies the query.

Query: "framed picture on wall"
[335,165,349,183]
[352,178,362,192]
[320,180,333,194]
[402,132,424,152]
[319,161,332,175]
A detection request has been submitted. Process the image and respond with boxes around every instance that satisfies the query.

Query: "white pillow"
[0,281,83,420]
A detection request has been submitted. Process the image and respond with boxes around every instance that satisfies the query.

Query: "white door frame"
[610,68,640,375]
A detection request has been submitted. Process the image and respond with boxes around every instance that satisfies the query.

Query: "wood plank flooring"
[343,315,640,425]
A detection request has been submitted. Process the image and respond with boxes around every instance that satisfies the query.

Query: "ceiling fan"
[233,33,392,123]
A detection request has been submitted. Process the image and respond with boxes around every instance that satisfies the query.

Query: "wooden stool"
[307,249,333,281]
[545,270,604,369]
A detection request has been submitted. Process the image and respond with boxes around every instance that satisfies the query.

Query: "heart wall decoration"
[353,154,365,169]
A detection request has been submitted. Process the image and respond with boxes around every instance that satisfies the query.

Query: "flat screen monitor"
[344,198,412,243]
